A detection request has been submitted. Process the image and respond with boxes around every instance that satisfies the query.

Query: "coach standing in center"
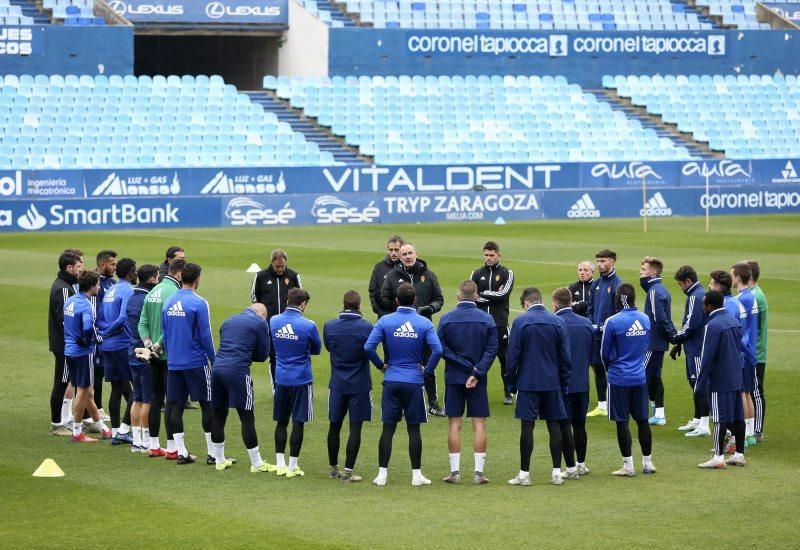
[252,249,302,387]
[380,242,445,416]
[470,241,514,405]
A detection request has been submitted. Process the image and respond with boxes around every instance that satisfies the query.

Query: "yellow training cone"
[33,458,65,478]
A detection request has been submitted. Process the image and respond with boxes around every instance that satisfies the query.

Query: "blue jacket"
[125,284,151,367]
[506,304,571,392]
[695,308,744,395]
[587,268,623,340]
[323,311,374,394]
[64,293,99,357]
[723,293,755,368]
[433,301,498,385]
[601,307,650,386]
[162,288,216,370]
[214,308,270,374]
[100,279,134,351]
[736,287,759,368]
[270,307,321,386]
[556,307,594,394]
[364,306,442,385]
[93,274,116,328]
[641,277,675,352]
[673,281,706,357]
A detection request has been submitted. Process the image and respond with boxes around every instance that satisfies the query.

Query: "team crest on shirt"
[495,275,501,281]
[421,275,426,282]
[607,287,611,293]
[284,277,289,285]
[266,280,273,285]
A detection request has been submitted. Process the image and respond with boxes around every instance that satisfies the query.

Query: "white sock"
[745,418,755,436]
[623,456,633,469]
[61,399,73,424]
[276,453,286,468]
[132,427,142,447]
[150,436,161,450]
[72,422,82,437]
[174,432,188,456]
[205,432,214,455]
[288,456,299,470]
[566,466,577,473]
[96,420,108,431]
[474,452,486,473]
[247,446,264,468]
[142,428,150,444]
[643,455,653,467]
[112,427,119,437]
[376,467,388,480]
[598,401,607,410]
[213,442,226,464]
[714,454,724,462]
[655,407,665,418]
[552,468,561,477]
[699,417,709,430]
[577,462,586,468]
[119,423,131,434]
[449,452,460,473]
[518,470,529,478]
[166,439,176,452]
[734,452,744,459]
[412,468,423,479]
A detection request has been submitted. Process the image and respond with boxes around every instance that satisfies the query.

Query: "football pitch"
[1,215,798,548]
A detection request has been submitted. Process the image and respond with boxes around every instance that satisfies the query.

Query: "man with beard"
[369,236,404,319]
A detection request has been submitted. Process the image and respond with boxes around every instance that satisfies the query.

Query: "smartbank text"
[407,34,725,56]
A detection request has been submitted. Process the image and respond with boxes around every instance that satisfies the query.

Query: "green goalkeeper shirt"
[137,275,180,360]
[752,283,768,363]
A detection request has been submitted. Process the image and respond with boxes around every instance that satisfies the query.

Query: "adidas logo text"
[567,193,600,218]
[167,301,186,317]
[639,192,672,217]
[275,324,299,340]
[625,319,647,337]
[147,288,162,303]
[393,321,419,339]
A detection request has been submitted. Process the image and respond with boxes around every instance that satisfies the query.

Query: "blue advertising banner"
[329,29,800,86]
[0,25,133,76]
[2,184,799,232]
[3,159,800,199]
[763,3,800,23]
[108,0,288,25]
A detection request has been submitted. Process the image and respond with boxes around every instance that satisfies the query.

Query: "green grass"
[1,215,799,548]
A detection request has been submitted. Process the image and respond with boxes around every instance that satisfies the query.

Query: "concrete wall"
[277,0,328,77]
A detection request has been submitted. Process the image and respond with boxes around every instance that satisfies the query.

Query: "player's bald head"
[249,303,268,319]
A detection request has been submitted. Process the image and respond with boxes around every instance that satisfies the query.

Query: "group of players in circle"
[47,236,768,486]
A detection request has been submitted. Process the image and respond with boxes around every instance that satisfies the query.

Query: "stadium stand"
[1,0,44,25]
[296,0,357,27]
[336,0,718,30]
[0,75,337,169]
[696,0,789,29]
[265,74,696,165]
[606,74,800,158]
[43,0,105,25]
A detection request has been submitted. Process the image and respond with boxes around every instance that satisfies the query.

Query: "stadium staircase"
[245,91,368,165]
[313,0,358,27]
[14,0,50,24]
[591,91,722,160]
[672,0,724,28]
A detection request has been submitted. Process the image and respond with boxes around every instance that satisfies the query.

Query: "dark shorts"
[590,338,602,366]
[645,350,665,379]
[381,381,427,425]
[130,362,152,403]
[515,389,567,421]
[685,355,701,381]
[167,367,212,403]
[607,383,649,422]
[328,390,372,423]
[563,391,590,421]
[66,353,94,388]
[709,390,744,424]
[212,369,255,411]
[53,352,69,384]
[445,383,490,418]
[103,349,132,382]
[742,363,757,392]
[273,383,313,423]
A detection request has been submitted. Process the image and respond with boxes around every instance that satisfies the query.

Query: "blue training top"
[162,288,216,370]
[270,307,321,386]
[601,306,650,386]
[323,311,374,394]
